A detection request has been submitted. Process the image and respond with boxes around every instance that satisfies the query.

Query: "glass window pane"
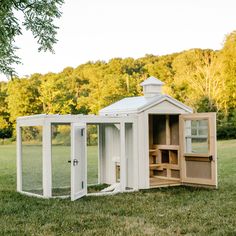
[191,120,197,128]
[199,128,208,136]
[185,119,209,154]
[51,124,71,196]
[22,126,43,195]
[199,120,208,127]
[186,137,208,154]
[191,128,197,135]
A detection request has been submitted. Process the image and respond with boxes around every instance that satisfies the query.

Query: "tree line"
[1,31,236,140]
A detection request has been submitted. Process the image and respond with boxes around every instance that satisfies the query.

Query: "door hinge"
[82,181,84,189]
[81,128,84,136]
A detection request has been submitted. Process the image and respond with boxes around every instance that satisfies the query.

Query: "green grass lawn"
[0,140,236,235]
[20,144,99,196]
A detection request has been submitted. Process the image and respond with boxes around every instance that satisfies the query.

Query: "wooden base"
[150,177,180,188]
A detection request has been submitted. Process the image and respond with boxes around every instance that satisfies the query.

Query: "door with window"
[179,113,217,188]
[71,123,87,201]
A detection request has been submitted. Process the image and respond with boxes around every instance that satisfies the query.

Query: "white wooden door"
[71,123,87,201]
[179,113,217,188]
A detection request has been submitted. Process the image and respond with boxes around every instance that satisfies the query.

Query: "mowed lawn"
[19,144,99,195]
[0,141,236,235]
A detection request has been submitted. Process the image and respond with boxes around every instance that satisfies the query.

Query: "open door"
[179,113,217,188]
[71,123,87,201]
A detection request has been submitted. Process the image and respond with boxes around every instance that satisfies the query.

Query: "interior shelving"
[149,114,181,187]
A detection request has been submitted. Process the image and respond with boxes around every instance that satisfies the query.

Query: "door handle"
[73,159,79,166]
[68,159,79,165]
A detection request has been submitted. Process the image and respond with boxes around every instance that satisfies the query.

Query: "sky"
[1,0,236,80]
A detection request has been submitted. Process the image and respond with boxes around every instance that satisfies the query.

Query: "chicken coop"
[16,76,217,201]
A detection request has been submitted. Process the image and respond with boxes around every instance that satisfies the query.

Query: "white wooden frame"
[17,114,138,199]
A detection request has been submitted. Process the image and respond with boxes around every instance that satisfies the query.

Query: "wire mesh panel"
[87,125,99,186]
[22,126,43,195]
[125,123,133,189]
[51,124,71,196]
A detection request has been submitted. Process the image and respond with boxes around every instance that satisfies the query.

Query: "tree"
[0,82,12,138]
[220,31,236,110]
[172,49,225,112]
[7,76,43,125]
[0,0,64,76]
[39,72,73,114]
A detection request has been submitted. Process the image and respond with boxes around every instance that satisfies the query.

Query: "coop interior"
[149,114,181,187]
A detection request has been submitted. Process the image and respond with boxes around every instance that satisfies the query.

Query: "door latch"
[73,159,79,166]
[68,159,79,165]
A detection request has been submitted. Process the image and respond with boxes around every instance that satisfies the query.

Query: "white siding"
[147,100,189,114]
[100,125,120,184]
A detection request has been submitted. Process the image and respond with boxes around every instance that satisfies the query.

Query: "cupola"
[140,76,164,97]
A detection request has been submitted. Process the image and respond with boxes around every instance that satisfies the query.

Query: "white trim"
[17,114,137,124]
[99,95,193,115]
[132,120,139,190]
[120,122,126,191]
[16,124,22,192]
[42,121,52,198]
[19,191,45,198]
[98,124,104,183]
[144,113,150,188]
[87,188,137,197]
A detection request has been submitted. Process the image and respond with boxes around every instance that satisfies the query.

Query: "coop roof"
[99,94,193,115]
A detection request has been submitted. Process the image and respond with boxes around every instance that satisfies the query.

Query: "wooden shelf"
[149,149,157,152]
[184,153,211,158]
[149,163,161,168]
[157,145,179,150]
[149,145,180,180]
[150,177,180,187]
[149,114,181,186]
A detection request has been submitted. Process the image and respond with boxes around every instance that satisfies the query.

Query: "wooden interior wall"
[149,114,181,186]
[152,115,166,145]
[169,115,179,145]
[151,114,179,145]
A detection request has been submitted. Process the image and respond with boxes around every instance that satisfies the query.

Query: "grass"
[0,140,236,235]
[20,144,99,195]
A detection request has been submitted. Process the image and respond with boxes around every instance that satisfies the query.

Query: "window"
[184,119,209,154]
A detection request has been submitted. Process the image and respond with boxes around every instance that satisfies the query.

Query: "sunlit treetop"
[0,0,64,77]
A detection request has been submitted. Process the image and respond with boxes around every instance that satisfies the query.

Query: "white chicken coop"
[16,76,217,201]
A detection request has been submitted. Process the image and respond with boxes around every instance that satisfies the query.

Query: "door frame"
[179,112,217,188]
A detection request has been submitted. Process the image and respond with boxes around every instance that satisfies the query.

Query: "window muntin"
[184,119,209,154]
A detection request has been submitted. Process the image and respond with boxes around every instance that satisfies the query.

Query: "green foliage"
[7,76,43,124]
[0,82,12,138]
[1,31,236,139]
[21,126,42,142]
[220,31,236,110]
[217,109,236,140]
[0,0,64,76]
